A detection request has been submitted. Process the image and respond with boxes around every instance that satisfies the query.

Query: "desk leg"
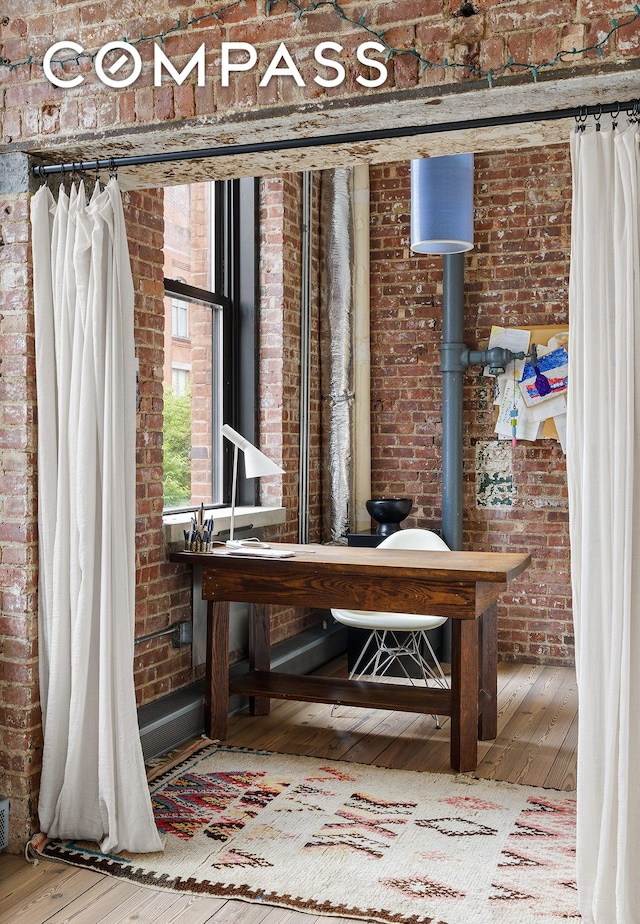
[450,619,479,772]
[206,599,230,740]
[478,602,498,741]
[249,603,271,716]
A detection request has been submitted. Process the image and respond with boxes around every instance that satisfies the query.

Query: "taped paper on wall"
[529,393,567,422]
[495,378,543,441]
[554,414,567,453]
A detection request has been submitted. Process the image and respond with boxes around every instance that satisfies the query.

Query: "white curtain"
[568,126,640,921]
[31,179,163,854]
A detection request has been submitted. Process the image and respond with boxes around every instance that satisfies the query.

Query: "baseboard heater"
[137,622,347,761]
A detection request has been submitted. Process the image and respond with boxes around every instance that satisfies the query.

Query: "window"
[162,178,258,513]
[172,299,189,339]
[171,364,191,396]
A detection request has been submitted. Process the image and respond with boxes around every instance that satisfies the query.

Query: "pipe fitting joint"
[440,341,467,374]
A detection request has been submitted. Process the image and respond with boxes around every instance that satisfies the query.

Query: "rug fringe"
[25,832,49,866]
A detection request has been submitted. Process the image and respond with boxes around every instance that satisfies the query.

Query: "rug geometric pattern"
[30,743,580,924]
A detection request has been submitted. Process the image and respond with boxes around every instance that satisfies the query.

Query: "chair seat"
[332,607,447,632]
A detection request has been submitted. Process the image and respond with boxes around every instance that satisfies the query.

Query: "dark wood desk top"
[170,545,531,618]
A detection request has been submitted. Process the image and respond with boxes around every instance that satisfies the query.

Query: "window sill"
[163,506,286,544]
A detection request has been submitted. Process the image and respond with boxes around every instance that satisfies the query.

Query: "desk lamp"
[221,424,284,547]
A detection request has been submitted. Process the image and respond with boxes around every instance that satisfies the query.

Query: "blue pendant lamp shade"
[410,153,475,254]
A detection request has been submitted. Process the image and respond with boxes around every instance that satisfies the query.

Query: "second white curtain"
[31,179,163,854]
[568,125,640,921]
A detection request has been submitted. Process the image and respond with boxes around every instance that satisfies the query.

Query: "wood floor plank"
[476,665,573,785]
[0,866,102,924]
[0,861,86,911]
[508,670,579,786]
[474,663,549,781]
[72,882,187,924]
[259,908,324,924]
[208,899,276,924]
[21,875,141,924]
[544,709,579,791]
[0,854,33,884]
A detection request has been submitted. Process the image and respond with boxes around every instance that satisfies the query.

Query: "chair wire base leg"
[337,629,449,728]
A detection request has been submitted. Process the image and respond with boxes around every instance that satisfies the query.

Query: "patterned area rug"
[30,743,579,924]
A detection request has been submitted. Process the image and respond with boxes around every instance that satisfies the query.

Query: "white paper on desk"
[484,326,531,378]
[495,378,543,441]
[554,413,567,453]
[529,393,567,422]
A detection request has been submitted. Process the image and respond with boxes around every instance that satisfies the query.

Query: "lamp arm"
[230,443,238,542]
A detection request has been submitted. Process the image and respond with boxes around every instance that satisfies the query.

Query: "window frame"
[162,176,259,515]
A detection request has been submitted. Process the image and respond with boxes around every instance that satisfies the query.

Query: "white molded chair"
[332,528,450,726]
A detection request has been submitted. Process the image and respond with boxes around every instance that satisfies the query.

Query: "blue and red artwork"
[519,347,568,407]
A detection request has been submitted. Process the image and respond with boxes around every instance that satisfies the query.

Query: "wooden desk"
[170,544,530,772]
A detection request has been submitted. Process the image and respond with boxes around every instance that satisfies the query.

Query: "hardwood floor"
[0,659,577,924]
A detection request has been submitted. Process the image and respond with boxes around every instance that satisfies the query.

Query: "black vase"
[366,497,413,537]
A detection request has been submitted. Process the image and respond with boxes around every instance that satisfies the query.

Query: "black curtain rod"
[31,97,637,178]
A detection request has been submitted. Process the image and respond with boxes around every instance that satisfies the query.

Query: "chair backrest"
[377,528,450,552]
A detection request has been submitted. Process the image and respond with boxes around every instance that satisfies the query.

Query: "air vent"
[0,797,9,851]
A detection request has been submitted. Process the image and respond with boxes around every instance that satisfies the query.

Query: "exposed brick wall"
[0,189,40,852]
[124,188,195,705]
[467,147,572,664]
[1,2,638,148]
[368,148,572,665]
[259,172,324,645]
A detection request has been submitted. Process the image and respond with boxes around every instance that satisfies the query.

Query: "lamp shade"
[410,153,474,254]
[221,424,284,478]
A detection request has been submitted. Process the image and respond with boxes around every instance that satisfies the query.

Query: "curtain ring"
[36,165,50,187]
[108,157,118,180]
[611,101,620,131]
[594,104,603,131]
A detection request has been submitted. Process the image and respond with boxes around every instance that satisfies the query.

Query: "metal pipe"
[30,99,638,178]
[135,622,191,647]
[440,253,466,555]
[352,164,372,533]
[320,168,354,543]
[439,253,466,663]
[298,171,313,543]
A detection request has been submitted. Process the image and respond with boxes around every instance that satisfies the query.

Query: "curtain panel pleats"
[568,126,640,922]
[31,180,163,854]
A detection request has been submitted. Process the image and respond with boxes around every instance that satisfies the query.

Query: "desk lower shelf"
[230,670,491,718]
